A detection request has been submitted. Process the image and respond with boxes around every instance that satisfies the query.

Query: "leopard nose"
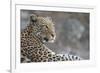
[44,37,49,42]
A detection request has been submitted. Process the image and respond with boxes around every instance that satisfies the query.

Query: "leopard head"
[30,14,56,43]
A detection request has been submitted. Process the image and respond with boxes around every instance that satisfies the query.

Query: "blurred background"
[21,10,89,59]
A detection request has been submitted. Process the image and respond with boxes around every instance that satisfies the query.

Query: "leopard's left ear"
[30,14,38,22]
[46,17,52,21]
[46,17,55,25]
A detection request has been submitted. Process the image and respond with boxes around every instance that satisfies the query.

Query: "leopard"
[21,14,82,63]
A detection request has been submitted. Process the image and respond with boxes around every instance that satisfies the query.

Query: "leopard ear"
[46,17,52,21]
[30,14,38,22]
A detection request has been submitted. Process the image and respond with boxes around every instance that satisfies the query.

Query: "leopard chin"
[48,39,55,43]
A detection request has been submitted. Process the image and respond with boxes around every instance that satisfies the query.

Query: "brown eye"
[43,25,48,29]
[43,25,47,28]
[51,34,54,37]
[45,25,48,28]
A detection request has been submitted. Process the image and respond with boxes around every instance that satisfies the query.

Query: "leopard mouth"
[49,39,55,43]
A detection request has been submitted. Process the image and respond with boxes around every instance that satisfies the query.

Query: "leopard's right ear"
[30,14,38,22]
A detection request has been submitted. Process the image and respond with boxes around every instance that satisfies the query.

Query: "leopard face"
[30,14,56,43]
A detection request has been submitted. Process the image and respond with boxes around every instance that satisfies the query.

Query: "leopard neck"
[26,24,44,44]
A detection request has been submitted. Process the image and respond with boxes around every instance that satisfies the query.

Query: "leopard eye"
[42,25,48,29]
[46,25,48,28]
